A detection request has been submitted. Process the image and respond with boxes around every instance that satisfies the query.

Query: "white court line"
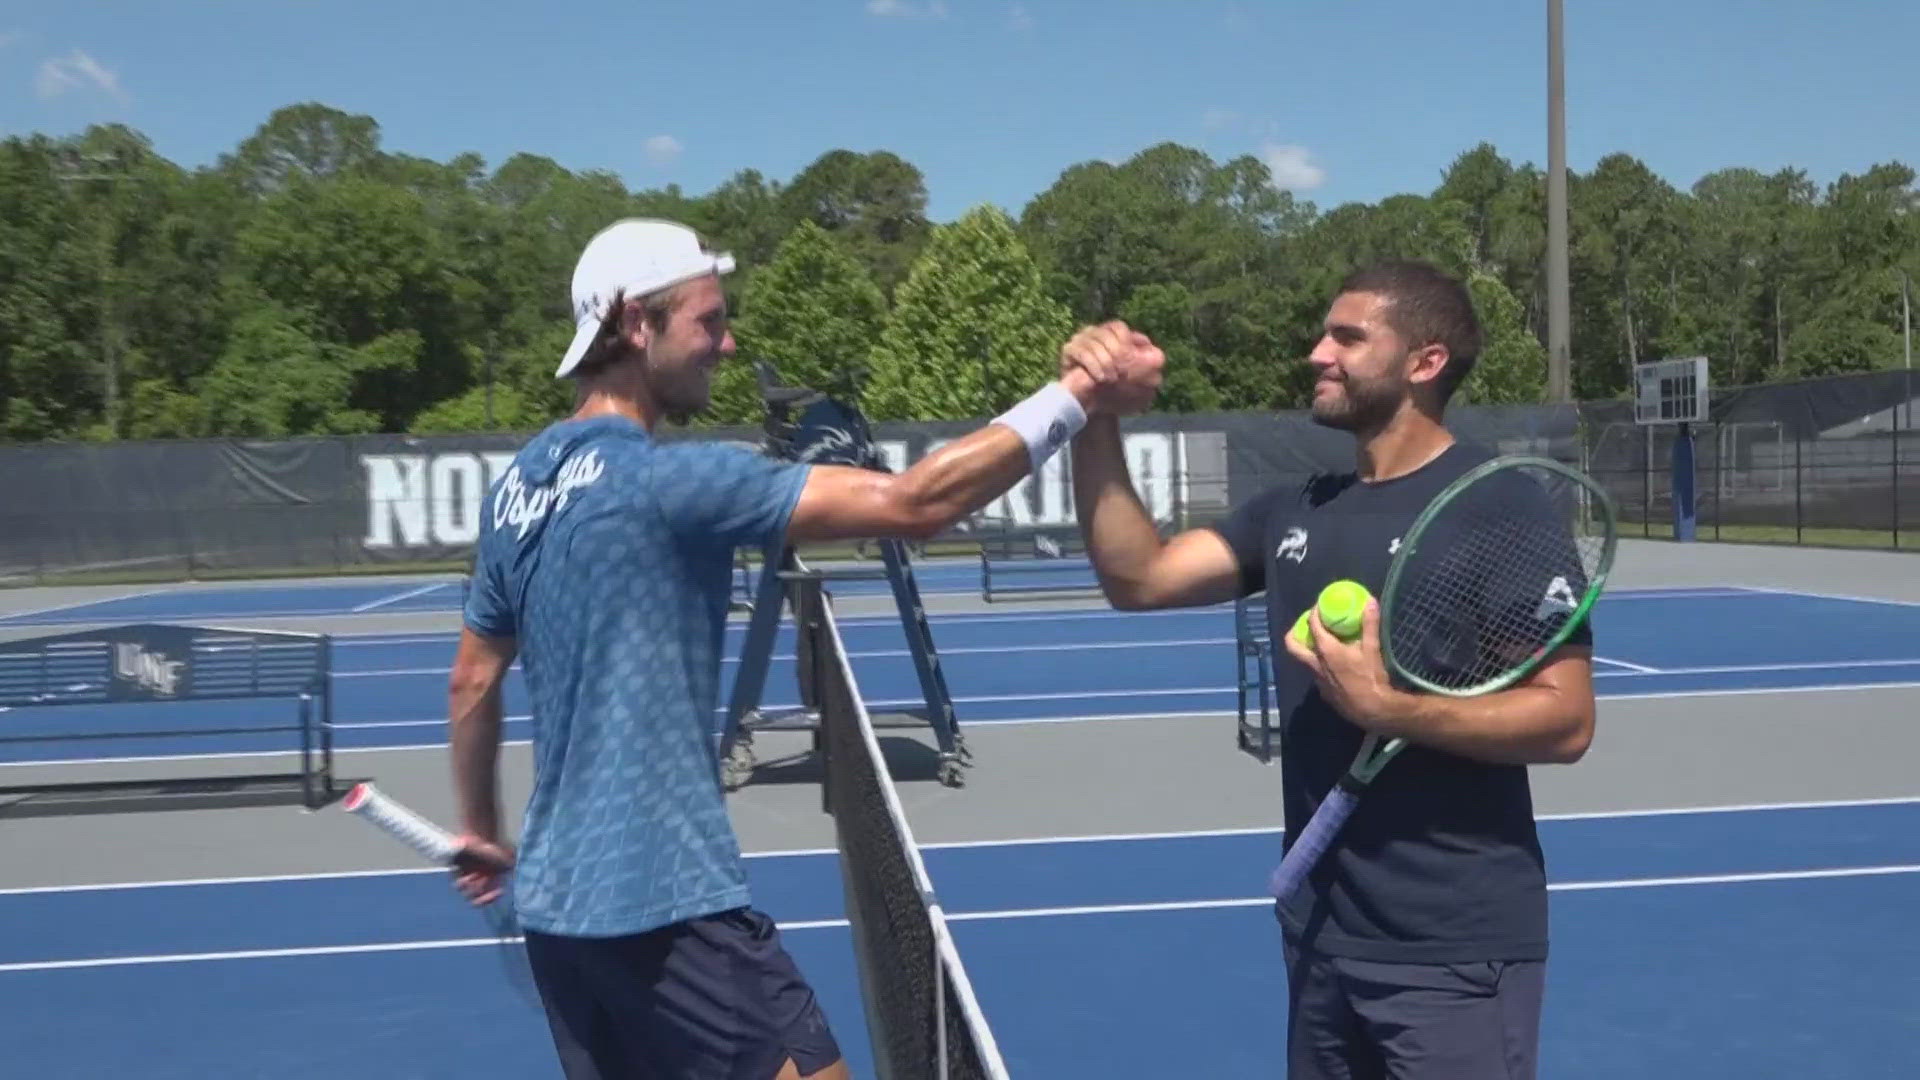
[1729,584,1920,610]
[333,637,1249,678]
[12,658,1920,765]
[337,645,1920,722]
[6,795,1917,898]
[3,863,1915,973]
[1601,680,1920,703]
[0,585,179,623]
[336,642,1662,679]
[303,586,1740,646]
[350,581,448,613]
[1595,656,1920,678]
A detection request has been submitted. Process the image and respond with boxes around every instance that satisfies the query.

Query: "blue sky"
[3,1,1916,221]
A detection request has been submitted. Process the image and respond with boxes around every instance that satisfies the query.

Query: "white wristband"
[993,381,1088,474]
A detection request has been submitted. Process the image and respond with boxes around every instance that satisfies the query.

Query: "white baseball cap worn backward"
[554,218,736,378]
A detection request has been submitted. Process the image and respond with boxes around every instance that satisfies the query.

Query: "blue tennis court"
[5,584,1920,764]
[4,557,1918,1078]
[0,556,1023,628]
[2,800,1914,1078]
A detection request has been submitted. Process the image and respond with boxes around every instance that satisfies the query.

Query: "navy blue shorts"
[1282,937,1546,1079]
[523,907,842,1080]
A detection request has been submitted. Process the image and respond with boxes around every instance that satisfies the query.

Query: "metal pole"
[1903,267,1912,375]
[1546,0,1571,403]
[53,150,129,437]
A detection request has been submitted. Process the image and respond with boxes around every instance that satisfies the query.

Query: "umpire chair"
[715,361,972,789]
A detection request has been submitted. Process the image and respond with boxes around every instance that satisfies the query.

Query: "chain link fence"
[1580,368,1920,549]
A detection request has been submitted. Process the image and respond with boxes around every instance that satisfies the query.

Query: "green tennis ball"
[1291,608,1312,648]
[1316,580,1372,641]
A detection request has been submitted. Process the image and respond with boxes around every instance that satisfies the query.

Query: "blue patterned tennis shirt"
[464,414,810,937]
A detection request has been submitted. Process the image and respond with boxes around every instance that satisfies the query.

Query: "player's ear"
[1406,343,1449,386]
[626,300,654,353]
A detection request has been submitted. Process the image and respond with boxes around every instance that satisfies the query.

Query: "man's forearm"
[794,374,1100,543]
[890,424,1039,531]
[1380,684,1593,766]
[449,683,504,840]
[1070,414,1164,600]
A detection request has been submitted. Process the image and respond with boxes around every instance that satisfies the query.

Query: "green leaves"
[0,105,1916,443]
[709,220,889,424]
[1460,273,1548,405]
[862,206,1073,421]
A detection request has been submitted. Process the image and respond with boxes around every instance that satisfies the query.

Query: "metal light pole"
[1902,266,1911,371]
[1546,0,1571,403]
[53,149,130,437]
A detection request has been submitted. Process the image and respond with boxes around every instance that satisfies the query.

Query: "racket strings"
[1389,470,1604,691]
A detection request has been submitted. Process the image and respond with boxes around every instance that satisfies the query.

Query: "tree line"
[2,102,1914,443]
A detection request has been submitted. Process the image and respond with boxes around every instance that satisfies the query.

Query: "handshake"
[1057,320,1166,418]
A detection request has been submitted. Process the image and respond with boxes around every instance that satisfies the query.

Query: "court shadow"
[0,773,343,819]
[725,711,955,790]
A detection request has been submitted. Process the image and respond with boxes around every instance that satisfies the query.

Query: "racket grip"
[343,782,462,865]
[1268,784,1360,901]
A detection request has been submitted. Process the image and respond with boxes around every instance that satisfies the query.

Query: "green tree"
[704,219,888,424]
[1117,283,1221,412]
[0,134,101,438]
[198,308,381,436]
[863,205,1074,421]
[230,174,465,428]
[780,149,932,295]
[219,102,384,197]
[1459,273,1548,405]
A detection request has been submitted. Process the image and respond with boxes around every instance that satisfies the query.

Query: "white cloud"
[35,50,127,103]
[1202,109,1238,132]
[867,0,948,17]
[644,135,683,166]
[1009,4,1033,31]
[0,31,23,50]
[1260,143,1325,192]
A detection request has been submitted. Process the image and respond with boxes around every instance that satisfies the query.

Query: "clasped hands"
[1058,320,1166,416]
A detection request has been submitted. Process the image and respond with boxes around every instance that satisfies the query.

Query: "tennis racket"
[1268,455,1618,902]
[342,782,536,1002]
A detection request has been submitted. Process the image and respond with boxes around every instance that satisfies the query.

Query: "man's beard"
[647,364,711,426]
[1310,373,1404,433]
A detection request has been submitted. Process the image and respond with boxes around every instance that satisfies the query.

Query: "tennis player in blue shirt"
[445,218,1164,1080]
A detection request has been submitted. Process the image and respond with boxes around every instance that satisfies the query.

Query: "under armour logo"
[1388,537,1402,555]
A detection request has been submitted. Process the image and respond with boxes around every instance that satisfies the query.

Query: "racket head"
[1380,455,1617,697]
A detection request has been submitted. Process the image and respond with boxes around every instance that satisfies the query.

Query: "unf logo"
[1276,527,1308,564]
[114,644,184,697]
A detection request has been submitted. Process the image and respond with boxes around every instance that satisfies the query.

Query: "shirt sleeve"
[463,546,516,639]
[649,441,813,551]
[1205,484,1290,598]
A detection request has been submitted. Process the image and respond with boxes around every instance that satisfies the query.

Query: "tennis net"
[790,562,1012,1080]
